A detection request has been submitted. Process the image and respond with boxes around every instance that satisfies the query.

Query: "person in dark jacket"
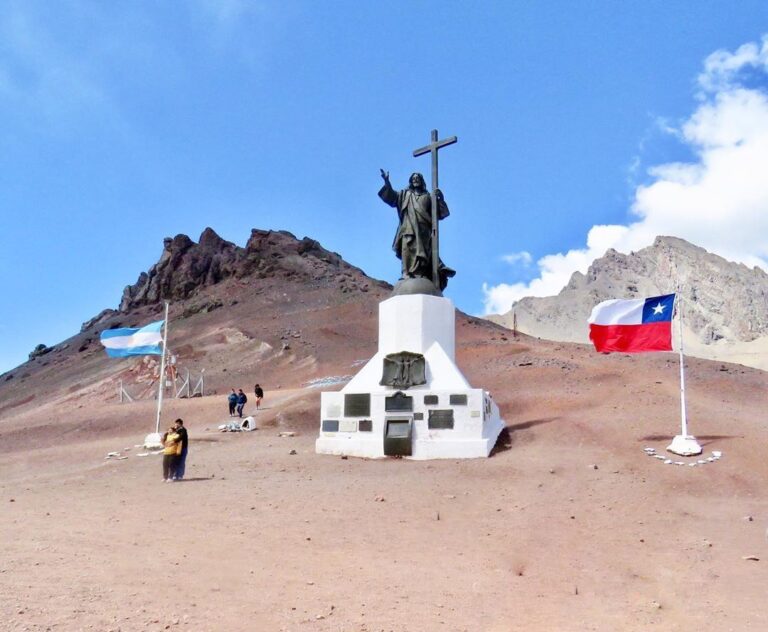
[227,389,237,416]
[236,389,247,418]
[254,384,264,409]
[173,418,189,480]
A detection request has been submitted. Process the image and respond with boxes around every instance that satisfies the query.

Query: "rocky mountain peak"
[118,227,382,312]
[488,236,768,369]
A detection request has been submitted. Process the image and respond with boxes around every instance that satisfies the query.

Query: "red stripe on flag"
[589,322,673,353]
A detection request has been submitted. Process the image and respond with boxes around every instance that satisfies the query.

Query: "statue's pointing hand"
[380,169,390,184]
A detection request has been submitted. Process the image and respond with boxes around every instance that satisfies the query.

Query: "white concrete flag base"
[666,434,703,456]
[316,293,505,460]
[143,432,164,450]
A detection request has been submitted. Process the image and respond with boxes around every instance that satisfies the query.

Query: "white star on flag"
[652,303,665,315]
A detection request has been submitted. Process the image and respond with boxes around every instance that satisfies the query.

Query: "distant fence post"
[192,369,205,397]
[119,379,134,403]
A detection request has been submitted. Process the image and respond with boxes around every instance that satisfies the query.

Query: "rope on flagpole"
[154,301,170,435]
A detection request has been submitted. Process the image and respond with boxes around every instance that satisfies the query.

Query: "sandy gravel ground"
[2,332,768,631]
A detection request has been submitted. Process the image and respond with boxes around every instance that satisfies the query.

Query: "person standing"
[236,389,247,418]
[174,418,189,480]
[161,425,181,482]
[227,389,237,416]
[254,384,264,410]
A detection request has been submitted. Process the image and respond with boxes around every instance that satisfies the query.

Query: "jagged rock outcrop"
[81,309,118,332]
[119,229,240,310]
[28,344,52,360]
[489,236,768,348]
[116,227,385,312]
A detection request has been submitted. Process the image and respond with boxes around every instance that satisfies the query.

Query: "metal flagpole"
[667,291,702,456]
[154,301,170,434]
[677,293,688,438]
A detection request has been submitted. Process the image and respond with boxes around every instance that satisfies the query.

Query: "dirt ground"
[2,332,768,632]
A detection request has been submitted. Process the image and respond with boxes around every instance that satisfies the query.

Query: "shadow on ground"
[491,417,560,455]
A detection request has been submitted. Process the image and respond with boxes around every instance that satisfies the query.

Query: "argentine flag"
[100,320,164,357]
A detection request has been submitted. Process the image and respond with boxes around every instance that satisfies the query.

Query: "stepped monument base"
[316,293,505,460]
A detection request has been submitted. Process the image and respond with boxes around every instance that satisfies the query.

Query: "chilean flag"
[588,294,676,353]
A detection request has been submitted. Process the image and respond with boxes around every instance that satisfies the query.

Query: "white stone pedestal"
[315,294,505,459]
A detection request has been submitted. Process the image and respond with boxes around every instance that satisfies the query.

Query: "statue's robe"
[378,181,455,289]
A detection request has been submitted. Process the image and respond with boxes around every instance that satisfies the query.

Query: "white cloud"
[500,251,532,265]
[482,35,768,315]
[697,35,768,94]
[482,225,628,314]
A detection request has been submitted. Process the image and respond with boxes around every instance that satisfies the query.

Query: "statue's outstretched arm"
[378,169,398,207]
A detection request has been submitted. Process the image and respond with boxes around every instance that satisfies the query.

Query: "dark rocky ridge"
[118,227,386,312]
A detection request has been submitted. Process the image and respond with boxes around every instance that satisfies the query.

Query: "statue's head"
[409,172,426,191]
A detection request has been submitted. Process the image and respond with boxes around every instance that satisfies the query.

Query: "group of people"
[161,418,189,482]
[227,384,264,418]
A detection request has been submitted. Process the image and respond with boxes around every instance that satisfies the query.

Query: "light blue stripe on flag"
[100,320,164,357]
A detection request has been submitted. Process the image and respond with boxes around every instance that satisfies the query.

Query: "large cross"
[413,129,458,291]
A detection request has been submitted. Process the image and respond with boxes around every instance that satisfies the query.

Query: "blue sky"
[1,1,768,374]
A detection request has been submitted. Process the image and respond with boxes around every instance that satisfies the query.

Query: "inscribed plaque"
[385,391,413,412]
[428,409,454,429]
[344,393,371,417]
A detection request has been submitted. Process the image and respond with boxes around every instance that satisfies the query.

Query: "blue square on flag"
[641,294,675,323]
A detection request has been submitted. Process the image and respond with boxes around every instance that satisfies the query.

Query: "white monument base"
[316,293,505,460]
[666,434,703,456]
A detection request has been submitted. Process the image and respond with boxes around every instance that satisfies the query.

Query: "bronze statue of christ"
[378,170,455,291]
